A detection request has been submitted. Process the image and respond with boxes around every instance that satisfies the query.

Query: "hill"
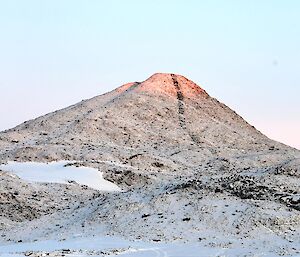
[0,73,299,256]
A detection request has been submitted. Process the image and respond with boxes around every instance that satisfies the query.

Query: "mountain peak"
[118,73,208,99]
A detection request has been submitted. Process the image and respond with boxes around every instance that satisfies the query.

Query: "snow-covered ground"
[0,161,120,191]
[0,161,299,256]
[0,235,254,257]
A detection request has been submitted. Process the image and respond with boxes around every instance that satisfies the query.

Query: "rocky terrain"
[0,73,299,256]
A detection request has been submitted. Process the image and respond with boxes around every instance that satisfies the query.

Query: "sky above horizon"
[0,1,299,149]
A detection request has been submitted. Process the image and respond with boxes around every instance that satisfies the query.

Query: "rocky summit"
[0,73,299,256]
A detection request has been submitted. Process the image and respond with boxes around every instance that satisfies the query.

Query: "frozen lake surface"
[0,161,120,191]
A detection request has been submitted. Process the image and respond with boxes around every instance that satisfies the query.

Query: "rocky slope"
[0,73,299,256]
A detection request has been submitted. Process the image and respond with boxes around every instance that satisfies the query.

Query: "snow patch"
[0,161,120,192]
[0,235,223,257]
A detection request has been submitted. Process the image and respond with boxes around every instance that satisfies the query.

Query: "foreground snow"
[0,235,258,257]
[0,161,120,191]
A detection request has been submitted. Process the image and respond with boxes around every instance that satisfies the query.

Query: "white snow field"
[0,161,120,191]
[0,235,252,257]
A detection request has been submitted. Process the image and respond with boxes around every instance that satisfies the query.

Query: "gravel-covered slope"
[0,73,299,256]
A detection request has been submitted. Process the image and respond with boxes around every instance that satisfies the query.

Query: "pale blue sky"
[0,1,299,149]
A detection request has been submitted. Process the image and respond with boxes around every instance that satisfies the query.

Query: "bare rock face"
[0,73,299,255]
